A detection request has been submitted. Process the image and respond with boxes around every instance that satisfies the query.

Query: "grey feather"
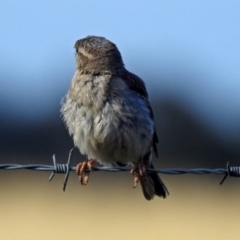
[61,35,169,200]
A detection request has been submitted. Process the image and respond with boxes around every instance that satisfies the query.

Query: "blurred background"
[1,1,240,239]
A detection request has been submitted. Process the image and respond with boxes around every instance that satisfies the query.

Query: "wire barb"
[220,162,240,185]
[1,149,240,191]
[48,148,74,191]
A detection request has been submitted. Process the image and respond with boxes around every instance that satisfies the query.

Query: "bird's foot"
[76,159,97,185]
[130,163,146,188]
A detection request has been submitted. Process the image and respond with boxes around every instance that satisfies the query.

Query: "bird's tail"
[140,164,169,200]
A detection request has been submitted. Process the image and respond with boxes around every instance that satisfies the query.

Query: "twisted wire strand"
[0,149,239,191]
[0,164,228,174]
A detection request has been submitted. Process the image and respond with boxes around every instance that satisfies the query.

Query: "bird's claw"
[76,159,96,185]
[133,175,139,188]
[130,163,146,188]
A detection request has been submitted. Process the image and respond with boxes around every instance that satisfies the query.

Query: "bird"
[61,35,169,200]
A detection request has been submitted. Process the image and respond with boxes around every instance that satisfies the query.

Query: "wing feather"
[121,70,159,158]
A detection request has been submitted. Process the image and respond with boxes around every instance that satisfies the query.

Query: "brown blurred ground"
[0,169,239,240]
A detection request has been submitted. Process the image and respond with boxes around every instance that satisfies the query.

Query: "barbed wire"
[1,148,240,191]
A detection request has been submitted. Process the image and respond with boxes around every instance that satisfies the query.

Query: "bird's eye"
[76,48,78,53]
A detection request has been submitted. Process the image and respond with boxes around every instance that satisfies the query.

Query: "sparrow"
[61,36,169,200]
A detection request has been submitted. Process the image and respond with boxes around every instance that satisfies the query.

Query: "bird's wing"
[121,70,159,158]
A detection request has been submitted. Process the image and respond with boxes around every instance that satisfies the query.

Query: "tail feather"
[139,176,155,200]
[140,164,169,200]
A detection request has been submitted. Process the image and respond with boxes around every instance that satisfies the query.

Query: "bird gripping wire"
[1,148,240,191]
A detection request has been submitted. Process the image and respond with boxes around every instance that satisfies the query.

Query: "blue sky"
[1,0,240,141]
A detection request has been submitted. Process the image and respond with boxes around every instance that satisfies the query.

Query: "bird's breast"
[61,75,154,164]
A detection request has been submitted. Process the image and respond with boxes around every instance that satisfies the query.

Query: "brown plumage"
[61,35,169,200]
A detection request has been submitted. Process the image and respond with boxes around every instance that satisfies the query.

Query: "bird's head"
[74,36,124,73]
